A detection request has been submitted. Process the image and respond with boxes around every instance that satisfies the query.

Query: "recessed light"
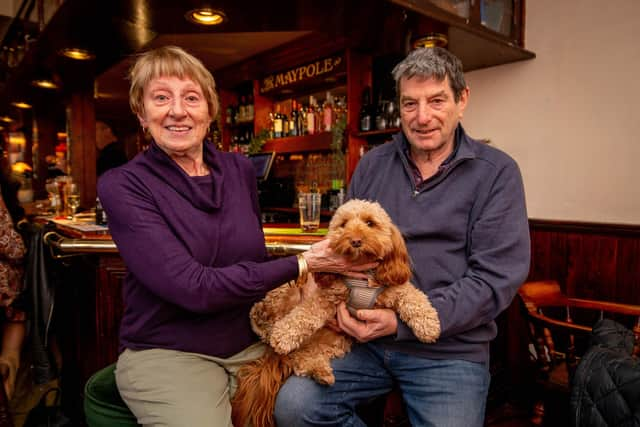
[59,47,95,60]
[32,79,59,90]
[11,101,32,109]
[185,8,227,26]
[412,33,449,49]
[0,116,14,123]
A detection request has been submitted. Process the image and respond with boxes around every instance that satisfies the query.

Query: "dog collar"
[344,277,384,316]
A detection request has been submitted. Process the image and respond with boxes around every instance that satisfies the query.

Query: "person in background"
[0,169,26,400]
[96,120,128,176]
[97,45,375,426]
[275,47,531,427]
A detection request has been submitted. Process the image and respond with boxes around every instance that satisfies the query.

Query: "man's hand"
[335,302,397,342]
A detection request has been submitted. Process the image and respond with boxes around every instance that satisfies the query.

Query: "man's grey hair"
[392,47,467,102]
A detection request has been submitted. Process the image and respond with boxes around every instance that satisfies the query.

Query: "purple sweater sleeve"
[98,167,298,314]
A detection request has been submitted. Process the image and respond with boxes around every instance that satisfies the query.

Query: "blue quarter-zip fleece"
[348,125,530,363]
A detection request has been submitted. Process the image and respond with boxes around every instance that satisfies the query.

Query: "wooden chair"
[517,280,640,426]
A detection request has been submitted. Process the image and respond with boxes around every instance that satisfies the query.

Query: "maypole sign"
[260,54,344,94]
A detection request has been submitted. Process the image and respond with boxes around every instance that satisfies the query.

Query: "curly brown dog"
[231,199,440,427]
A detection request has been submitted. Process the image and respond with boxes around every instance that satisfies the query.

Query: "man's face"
[96,121,115,150]
[398,75,468,155]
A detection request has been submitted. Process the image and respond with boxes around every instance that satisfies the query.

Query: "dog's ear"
[375,225,412,286]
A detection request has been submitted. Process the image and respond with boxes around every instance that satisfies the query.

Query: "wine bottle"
[290,100,299,136]
[95,197,108,225]
[359,87,373,132]
[273,104,283,138]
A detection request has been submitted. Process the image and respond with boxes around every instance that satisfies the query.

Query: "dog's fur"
[231,199,441,427]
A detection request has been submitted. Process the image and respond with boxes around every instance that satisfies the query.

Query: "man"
[96,120,128,176]
[275,47,530,426]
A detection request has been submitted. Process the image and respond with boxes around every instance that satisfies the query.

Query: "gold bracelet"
[296,253,309,284]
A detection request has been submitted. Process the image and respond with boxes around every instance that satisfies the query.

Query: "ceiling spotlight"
[11,101,32,109]
[59,47,95,60]
[412,33,449,49]
[185,8,227,26]
[0,116,14,123]
[32,79,59,90]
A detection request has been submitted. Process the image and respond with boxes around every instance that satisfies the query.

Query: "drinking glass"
[67,183,81,220]
[55,175,72,215]
[45,179,62,216]
[298,192,321,232]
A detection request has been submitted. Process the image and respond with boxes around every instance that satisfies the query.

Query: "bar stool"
[84,363,139,427]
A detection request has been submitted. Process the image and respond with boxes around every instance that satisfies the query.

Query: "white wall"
[463,0,640,224]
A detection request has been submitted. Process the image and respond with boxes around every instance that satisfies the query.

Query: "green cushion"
[84,363,139,427]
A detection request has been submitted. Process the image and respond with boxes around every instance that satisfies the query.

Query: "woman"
[97,45,373,426]
[0,170,26,400]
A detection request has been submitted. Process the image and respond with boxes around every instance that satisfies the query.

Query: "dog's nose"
[350,238,362,248]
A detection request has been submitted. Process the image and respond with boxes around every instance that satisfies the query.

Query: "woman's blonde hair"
[128,45,219,121]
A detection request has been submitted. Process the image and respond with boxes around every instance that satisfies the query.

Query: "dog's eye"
[366,220,375,227]
[340,221,347,228]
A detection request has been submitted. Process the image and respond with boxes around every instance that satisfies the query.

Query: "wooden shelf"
[262,132,332,154]
[353,127,400,138]
[225,120,254,129]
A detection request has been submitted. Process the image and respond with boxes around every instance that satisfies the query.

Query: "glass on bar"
[298,192,321,232]
[54,176,73,218]
[67,183,81,220]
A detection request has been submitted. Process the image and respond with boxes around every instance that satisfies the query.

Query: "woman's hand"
[335,302,397,342]
[301,239,378,277]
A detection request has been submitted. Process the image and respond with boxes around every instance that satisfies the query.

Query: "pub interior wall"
[463,0,639,225]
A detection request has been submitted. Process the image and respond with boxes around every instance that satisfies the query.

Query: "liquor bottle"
[298,102,307,135]
[322,91,334,132]
[306,97,317,135]
[273,104,283,138]
[95,197,108,225]
[246,92,254,121]
[238,95,246,122]
[225,104,234,125]
[282,111,289,137]
[268,110,275,139]
[359,87,373,132]
[289,100,299,136]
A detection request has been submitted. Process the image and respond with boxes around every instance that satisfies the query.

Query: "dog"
[231,199,440,427]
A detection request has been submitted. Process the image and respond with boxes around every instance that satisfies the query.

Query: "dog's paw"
[313,370,335,385]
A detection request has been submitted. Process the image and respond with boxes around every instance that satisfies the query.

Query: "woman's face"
[138,75,211,158]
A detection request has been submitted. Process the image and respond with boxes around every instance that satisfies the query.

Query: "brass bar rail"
[43,231,310,257]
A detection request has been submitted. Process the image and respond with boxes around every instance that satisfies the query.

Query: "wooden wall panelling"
[617,236,640,303]
[528,220,640,305]
[345,49,371,183]
[499,220,640,412]
[94,254,127,369]
[66,89,97,208]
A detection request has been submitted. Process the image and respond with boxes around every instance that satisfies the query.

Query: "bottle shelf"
[225,120,254,129]
[353,127,400,137]
[262,132,332,154]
